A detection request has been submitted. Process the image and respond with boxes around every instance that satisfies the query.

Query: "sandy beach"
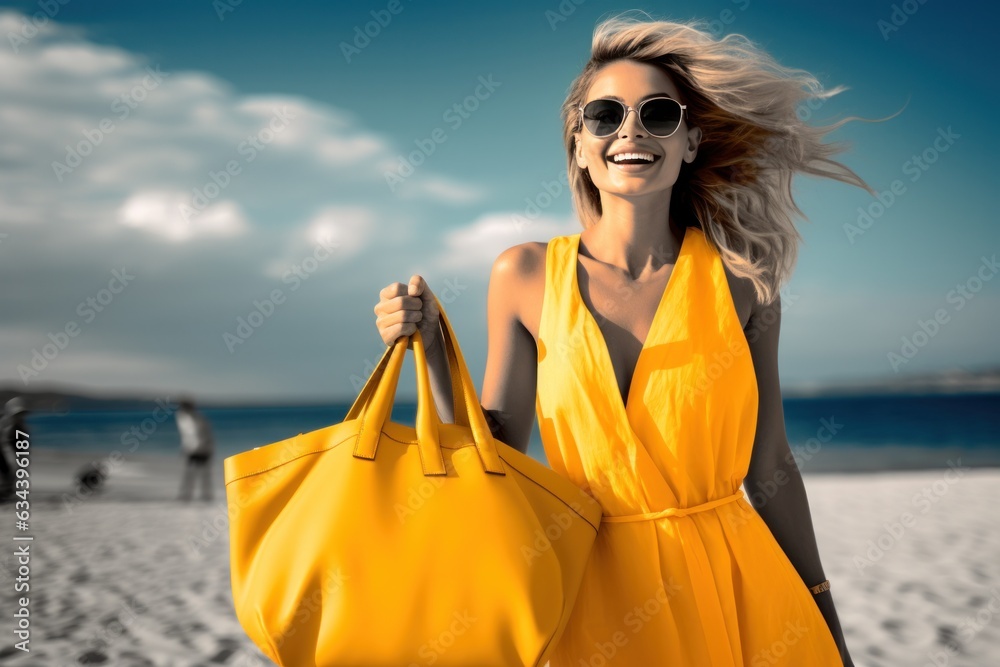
[0,447,997,666]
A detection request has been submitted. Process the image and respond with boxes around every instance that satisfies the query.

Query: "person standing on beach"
[175,398,215,502]
[0,397,30,504]
[374,13,884,666]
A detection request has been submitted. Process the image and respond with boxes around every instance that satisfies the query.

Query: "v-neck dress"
[534,225,843,665]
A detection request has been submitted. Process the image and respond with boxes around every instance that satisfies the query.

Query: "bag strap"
[349,295,506,476]
[433,295,504,472]
[347,299,467,427]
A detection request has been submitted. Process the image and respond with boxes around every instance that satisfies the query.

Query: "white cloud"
[434,212,581,271]
[0,9,550,399]
[0,8,485,255]
[37,42,133,76]
[118,190,248,242]
[261,205,376,280]
[392,174,491,204]
[302,206,374,258]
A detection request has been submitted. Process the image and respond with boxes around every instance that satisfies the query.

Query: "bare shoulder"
[719,260,757,331]
[490,241,548,342]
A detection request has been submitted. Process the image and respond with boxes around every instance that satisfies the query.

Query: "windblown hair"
[563,11,894,306]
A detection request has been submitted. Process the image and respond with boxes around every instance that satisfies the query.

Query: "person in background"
[175,397,215,502]
[0,397,30,504]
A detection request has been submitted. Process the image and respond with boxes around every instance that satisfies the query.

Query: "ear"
[684,126,702,164]
[573,132,588,170]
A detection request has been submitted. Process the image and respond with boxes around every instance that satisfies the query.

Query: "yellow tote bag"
[224,295,603,666]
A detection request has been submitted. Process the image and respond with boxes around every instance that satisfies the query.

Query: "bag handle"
[346,296,470,429]
[350,295,506,476]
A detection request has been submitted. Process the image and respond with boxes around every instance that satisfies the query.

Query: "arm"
[423,245,538,455]
[423,319,455,423]
[743,294,854,667]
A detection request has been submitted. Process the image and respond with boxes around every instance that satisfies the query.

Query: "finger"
[380,307,419,333]
[409,276,436,310]
[408,275,424,297]
[396,295,424,312]
[395,321,417,340]
[382,319,405,345]
[379,282,408,300]
[373,294,423,316]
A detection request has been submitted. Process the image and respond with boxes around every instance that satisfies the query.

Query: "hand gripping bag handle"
[345,293,486,443]
[348,294,506,476]
[346,294,470,429]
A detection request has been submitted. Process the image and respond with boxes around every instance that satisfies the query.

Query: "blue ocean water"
[17,392,1000,473]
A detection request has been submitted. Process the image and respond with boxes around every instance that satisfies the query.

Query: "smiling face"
[574,60,701,199]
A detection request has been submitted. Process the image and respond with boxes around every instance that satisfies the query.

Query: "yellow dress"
[534,225,843,666]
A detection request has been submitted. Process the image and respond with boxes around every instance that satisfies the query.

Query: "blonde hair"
[562,11,896,306]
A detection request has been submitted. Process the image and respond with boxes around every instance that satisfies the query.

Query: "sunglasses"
[578,97,687,138]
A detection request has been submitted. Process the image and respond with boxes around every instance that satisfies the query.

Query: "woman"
[375,13,882,666]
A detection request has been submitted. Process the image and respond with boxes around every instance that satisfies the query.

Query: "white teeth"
[611,152,655,163]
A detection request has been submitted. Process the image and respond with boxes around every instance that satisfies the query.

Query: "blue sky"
[0,0,996,402]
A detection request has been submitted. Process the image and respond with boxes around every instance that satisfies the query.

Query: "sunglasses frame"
[577,96,688,138]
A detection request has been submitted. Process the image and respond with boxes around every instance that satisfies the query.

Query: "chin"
[598,181,673,196]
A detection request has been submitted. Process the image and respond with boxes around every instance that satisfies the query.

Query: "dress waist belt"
[601,489,746,523]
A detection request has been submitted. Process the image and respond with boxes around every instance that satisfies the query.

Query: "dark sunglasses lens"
[640,99,683,136]
[582,100,624,136]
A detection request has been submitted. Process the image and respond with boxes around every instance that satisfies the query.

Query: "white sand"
[0,447,997,666]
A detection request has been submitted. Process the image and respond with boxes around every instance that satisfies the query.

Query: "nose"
[619,108,645,137]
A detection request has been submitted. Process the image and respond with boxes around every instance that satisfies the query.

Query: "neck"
[585,191,684,281]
